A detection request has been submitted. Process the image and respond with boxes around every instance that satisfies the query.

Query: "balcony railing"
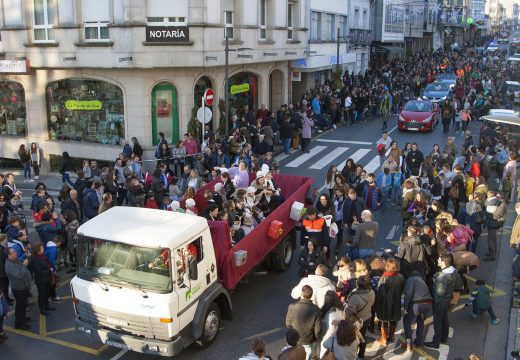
[349,29,372,46]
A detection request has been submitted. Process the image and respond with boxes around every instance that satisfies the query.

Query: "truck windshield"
[77,236,173,293]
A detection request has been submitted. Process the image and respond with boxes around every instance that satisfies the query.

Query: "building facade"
[291,0,371,100]
[0,0,307,168]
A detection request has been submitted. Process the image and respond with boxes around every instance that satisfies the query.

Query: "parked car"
[422,82,452,103]
[398,99,439,132]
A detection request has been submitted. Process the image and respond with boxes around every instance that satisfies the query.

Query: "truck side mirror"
[188,258,198,281]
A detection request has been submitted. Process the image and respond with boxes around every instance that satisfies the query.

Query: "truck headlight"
[78,326,92,335]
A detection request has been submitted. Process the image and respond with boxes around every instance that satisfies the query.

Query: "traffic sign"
[467,17,474,25]
[204,88,214,106]
[197,106,212,124]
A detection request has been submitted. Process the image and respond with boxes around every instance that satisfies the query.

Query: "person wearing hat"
[241,211,255,236]
[185,198,198,216]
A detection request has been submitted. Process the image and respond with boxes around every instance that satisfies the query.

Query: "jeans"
[432,302,450,346]
[302,342,316,360]
[473,304,497,321]
[11,288,29,327]
[335,220,344,251]
[470,234,480,253]
[358,248,375,259]
[23,162,31,179]
[346,243,359,260]
[282,138,291,154]
[32,161,40,177]
[62,172,74,187]
[391,186,402,204]
[403,303,433,345]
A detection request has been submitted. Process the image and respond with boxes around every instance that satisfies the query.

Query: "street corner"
[3,284,108,356]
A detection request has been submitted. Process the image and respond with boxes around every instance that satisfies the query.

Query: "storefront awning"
[374,45,405,54]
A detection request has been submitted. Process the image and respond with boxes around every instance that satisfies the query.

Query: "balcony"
[349,29,372,46]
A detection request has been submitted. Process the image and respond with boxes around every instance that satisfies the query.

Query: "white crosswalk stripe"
[309,147,349,169]
[364,154,381,174]
[285,145,327,168]
[337,148,371,171]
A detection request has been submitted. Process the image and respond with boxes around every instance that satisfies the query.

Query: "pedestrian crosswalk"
[278,143,382,175]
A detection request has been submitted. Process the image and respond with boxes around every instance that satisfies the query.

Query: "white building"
[0,0,307,169]
[370,0,406,61]
[291,0,371,99]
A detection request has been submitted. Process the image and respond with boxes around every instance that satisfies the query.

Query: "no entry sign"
[204,88,215,106]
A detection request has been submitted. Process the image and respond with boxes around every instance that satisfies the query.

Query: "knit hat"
[247,186,256,194]
[256,171,265,179]
[186,198,196,208]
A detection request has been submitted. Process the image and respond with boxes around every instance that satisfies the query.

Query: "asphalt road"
[0,114,514,360]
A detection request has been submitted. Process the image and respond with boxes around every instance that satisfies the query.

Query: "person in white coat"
[291,264,335,308]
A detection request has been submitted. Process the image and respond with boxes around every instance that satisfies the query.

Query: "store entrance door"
[151,82,179,145]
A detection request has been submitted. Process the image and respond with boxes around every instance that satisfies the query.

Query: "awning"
[374,45,405,54]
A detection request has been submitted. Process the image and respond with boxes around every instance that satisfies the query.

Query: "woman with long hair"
[325,165,338,197]
[341,158,357,185]
[131,137,143,158]
[319,291,344,357]
[18,144,31,182]
[322,320,360,359]
[30,143,40,180]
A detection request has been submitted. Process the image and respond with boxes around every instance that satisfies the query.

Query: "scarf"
[382,271,399,277]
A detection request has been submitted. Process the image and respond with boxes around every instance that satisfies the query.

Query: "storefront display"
[0,81,27,137]
[228,72,258,116]
[46,79,125,144]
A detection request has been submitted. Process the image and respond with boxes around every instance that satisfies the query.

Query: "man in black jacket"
[285,285,321,359]
[405,143,424,176]
[484,190,507,261]
[61,189,82,223]
[279,116,295,155]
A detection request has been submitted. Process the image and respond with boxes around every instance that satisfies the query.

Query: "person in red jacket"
[469,154,481,179]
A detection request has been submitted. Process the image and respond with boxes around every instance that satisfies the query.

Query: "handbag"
[475,210,486,224]
[320,337,335,360]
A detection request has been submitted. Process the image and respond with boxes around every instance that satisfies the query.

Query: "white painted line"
[317,139,373,145]
[386,225,398,240]
[286,146,327,168]
[364,155,381,174]
[387,125,398,135]
[274,153,289,162]
[309,147,349,169]
[110,349,129,360]
[337,148,371,171]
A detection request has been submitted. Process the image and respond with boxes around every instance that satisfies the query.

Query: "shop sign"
[64,100,103,111]
[230,83,250,95]
[0,59,30,73]
[146,26,190,43]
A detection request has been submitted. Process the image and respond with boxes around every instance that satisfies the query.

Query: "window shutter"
[82,0,110,22]
[146,0,188,18]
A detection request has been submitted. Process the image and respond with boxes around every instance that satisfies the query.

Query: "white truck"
[71,175,311,356]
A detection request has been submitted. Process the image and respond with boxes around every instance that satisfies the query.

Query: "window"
[311,11,319,40]
[329,14,335,40]
[340,15,348,38]
[175,238,203,288]
[224,11,234,39]
[46,79,125,144]
[287,3,294,39]
[83,0,110,41]
[85,22,109,41]
[317,12,322,40]
[0,81,27,137]
[33,0,56,42]
[146,17,186,25]
[259,0,267,39]
[363,10,368,29]
[354,8,360,28]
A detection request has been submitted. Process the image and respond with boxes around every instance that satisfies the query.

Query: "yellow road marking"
[465,274,507,297]
[40,314,46,336]
[4,325,109,355]
[46,327,76,336]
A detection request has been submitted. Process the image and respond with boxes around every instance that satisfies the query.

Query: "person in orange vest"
[301,207,329,256]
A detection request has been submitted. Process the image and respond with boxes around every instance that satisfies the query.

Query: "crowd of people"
[0,44,518,359]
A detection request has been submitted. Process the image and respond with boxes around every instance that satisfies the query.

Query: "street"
[0,114,514,360]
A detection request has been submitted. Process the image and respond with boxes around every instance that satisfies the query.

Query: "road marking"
[465,274,507,297]
[337,148,371,171]
[274,148,299,162]
[40,314,46,336]
[365,155,381,174]
[316,139,373,145]
[386,225,398,240]
[286,146,327,167]
[309,147,349,169]
[110,349,129,360]
[3,325,109,355]
[387,125,398,135]
[46,327,76,336]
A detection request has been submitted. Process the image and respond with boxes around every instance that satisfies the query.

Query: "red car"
[398,100,439,132]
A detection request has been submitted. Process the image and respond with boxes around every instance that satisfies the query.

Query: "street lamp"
[223,34,253,133]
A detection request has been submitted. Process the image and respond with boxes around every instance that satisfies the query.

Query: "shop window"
[228,72,258,116]
[46,79,125,144]
[0,81,27,137]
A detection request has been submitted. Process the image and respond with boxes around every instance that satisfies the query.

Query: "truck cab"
[72,207,231,356]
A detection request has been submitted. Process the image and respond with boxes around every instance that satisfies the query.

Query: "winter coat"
[5,258,32,290]
[61,198,82,222]
[44,241,59,271]
[468,285,492,311]
[297,249,323,277]
[290,275,336,308]
[397,235,429,274]
[302,116,314,139]
[341,196,365,225]
[403,273,432,309]
[35,220,62,245]
[30,254,52,285]
[322,335,360,360]
[151,177,166,205]
[485,196,507,229]
[375,272,405,322]
[362,183,382,211]
[277,345,306,360]
[83,188,100,219]
[285,299,322,345]
[401,189,415,219]
[345,288,376,321]
[465,200,483,236]
[432,266,463,305]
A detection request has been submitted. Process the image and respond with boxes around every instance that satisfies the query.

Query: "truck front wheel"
[196,303,221,348]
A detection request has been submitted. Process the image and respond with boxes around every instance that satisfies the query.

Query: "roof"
[482,110,520,127]
[77,207,208,248]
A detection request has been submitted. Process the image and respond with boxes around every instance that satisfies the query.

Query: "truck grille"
[76,302,170,340]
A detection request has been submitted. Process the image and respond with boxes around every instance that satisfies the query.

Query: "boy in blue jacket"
[391,170,404,205]
[44,237,63,303]
[466,279,500,325]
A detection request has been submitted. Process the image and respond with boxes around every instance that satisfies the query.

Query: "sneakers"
[51,296,63,303]
[34,176,39,180]
[28,179,35,182]
[492,318,500,325]
[470,312,478,318]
